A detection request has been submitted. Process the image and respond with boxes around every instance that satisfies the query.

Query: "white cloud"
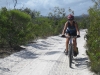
[0,0,94,16]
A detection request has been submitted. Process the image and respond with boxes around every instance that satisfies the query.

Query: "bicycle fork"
[68,37,74,67]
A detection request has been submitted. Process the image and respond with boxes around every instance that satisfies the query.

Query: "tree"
[13,0,17,9]
[68,7,74,15]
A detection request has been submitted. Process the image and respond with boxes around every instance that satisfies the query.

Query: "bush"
[86,1,100,74]
[0,8,34,48]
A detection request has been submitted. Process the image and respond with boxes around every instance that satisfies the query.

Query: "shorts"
[66,29,77,36]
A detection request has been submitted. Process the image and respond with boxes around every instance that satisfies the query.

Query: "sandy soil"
[0,29,95,75]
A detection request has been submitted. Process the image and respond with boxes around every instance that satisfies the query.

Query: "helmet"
[67,14,74,20]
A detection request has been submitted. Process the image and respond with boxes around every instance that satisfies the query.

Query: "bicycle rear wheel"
[68,44,73,68]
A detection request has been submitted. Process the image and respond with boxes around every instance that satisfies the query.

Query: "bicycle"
[61,35,80,68]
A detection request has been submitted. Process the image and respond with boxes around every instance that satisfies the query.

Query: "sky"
[0,0,94,16]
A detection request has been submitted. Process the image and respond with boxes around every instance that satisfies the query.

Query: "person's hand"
[61,34,65,37]
[77,35,80,38]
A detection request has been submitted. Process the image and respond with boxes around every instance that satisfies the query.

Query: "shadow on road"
[45,51,61,55]
[14,50,39,59]
[26,41,54,50]
[73,57,90,69]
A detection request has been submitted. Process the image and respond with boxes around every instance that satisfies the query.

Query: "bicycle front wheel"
[68,44,73,68]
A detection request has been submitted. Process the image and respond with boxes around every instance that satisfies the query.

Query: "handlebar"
[61,35,80,38]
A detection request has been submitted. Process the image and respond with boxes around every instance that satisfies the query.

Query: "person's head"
[67,14,74,21]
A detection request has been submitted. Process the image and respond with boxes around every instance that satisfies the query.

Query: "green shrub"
[0,8,34,48]
[86,1,100,74]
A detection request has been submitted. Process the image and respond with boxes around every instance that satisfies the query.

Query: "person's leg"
[73,38,77,51]
[72,30,77,51]
[65,30,70,54]
[73,38,78,56]
[65,34,70,53]
[66,38,69,52]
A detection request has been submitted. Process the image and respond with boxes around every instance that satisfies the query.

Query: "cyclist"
[61,14,80,56]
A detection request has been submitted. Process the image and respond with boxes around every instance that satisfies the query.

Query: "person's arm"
[62,22,68,35]
[75,22,80,36]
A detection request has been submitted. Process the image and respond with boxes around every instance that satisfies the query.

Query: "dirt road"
[0,29,94,75]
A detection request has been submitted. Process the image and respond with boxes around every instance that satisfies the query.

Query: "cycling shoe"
[64,49,68,55]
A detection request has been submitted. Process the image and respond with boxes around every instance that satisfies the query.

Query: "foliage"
[0,7,67,49]
[86,0,100,74]
[0,8,34,48]
[32,17,53,37]
[48,7,66,35]
[75,15,89,29]
[20,8,41,18]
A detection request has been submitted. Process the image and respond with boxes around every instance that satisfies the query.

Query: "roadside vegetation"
[0,7,67,57]
[86,0,100,74]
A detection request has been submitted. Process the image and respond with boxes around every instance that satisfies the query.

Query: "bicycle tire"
[68,44,73,68]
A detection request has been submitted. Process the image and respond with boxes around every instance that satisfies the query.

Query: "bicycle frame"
[67,36,77,68]
[68,36,74,67]
[60,35,79,68]
[68,36,75,56]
